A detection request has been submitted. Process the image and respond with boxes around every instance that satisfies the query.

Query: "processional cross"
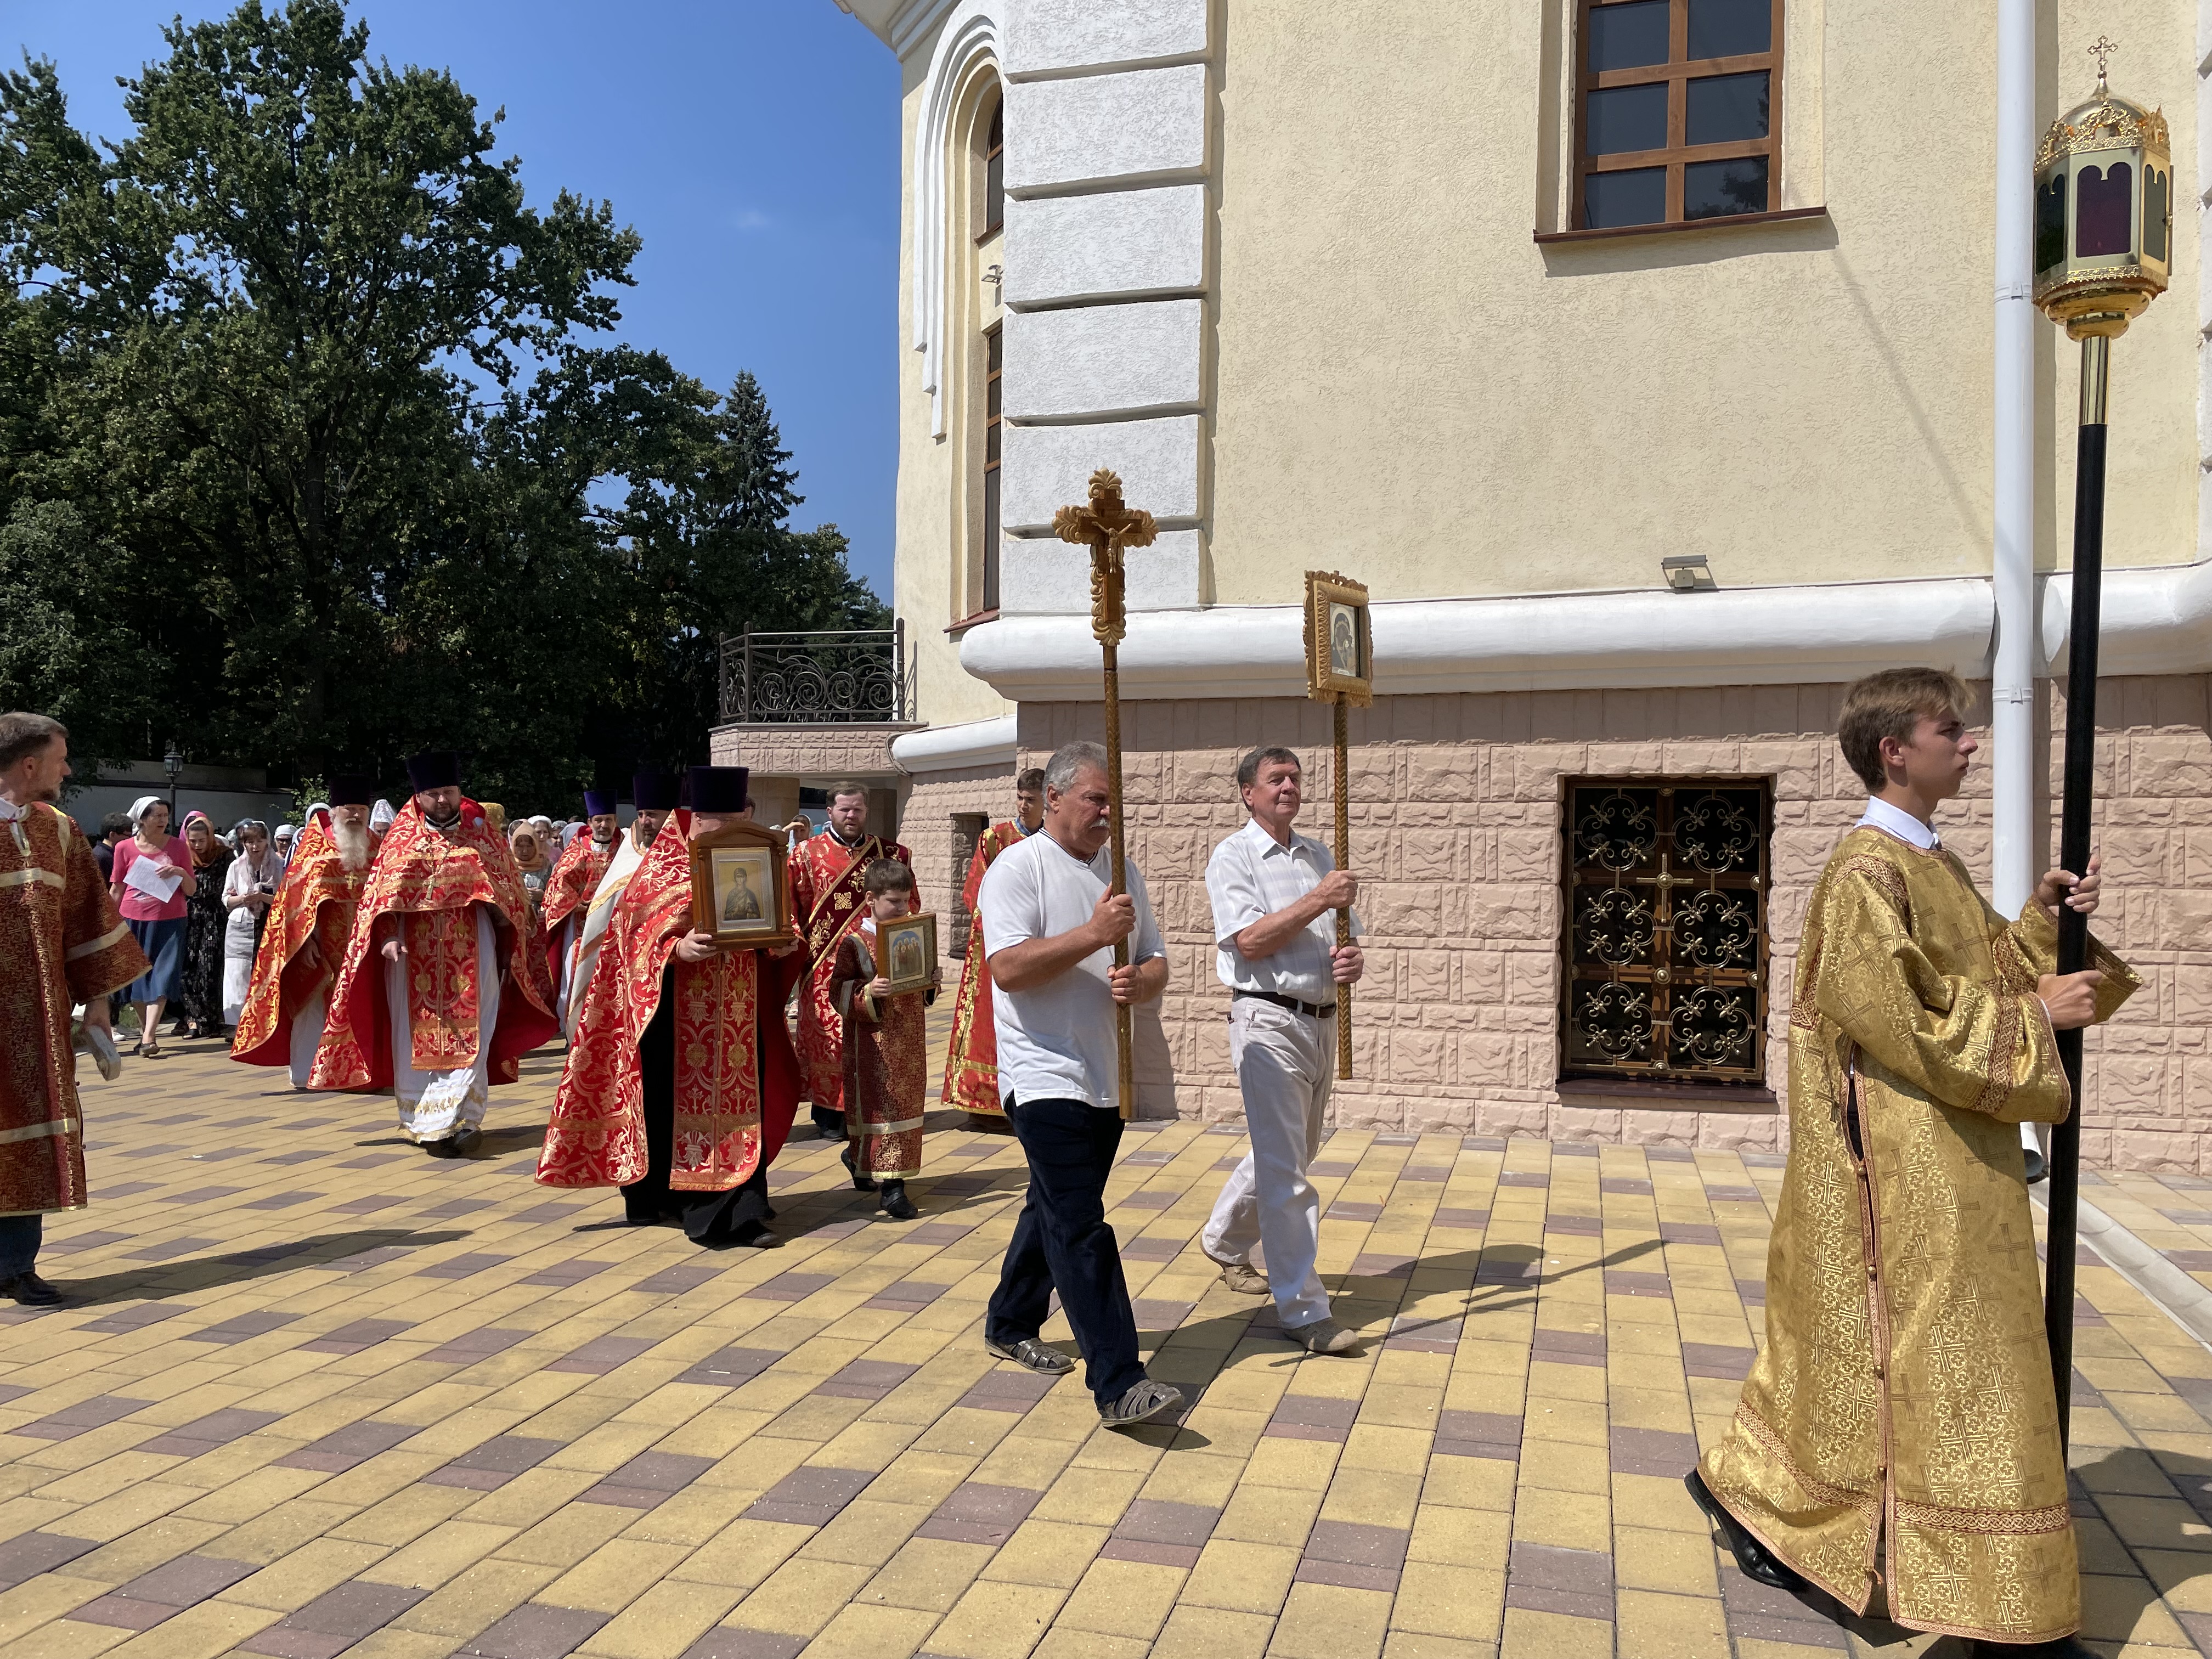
[1052,469,1158,1121]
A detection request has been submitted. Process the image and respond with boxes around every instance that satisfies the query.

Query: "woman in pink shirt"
[109,795,198,1058]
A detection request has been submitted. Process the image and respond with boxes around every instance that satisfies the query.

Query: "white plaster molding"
[2040,559,2212,677]
[1003,185,1205,310]
[890,714,1019,774]
[1001,415,1201,533]
[1003,298,1202,423]
[911,1,1002,438]
[962,578,2001,702]
[1004,64,1209,197]
[1002,0,1209,81]
[998,528,1203,616]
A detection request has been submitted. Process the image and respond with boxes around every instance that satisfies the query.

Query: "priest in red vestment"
[541,787,619,1024]
[1,713,149,1305]
[564,769,680,1037]
[538,766,802,1247]
[790,782,911,1138]
[309,751,557,1156]
[940,768,1044,1124]
[230,775,381,1087]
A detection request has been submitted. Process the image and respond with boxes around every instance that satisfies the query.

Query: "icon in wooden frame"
[1305,571,1374,707]
[874,912,938,995]
[689,819,795,950]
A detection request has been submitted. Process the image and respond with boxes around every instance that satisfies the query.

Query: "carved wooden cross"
[1049,469,1156,1118]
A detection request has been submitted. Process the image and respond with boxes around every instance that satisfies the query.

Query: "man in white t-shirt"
[977,740,1183,1430]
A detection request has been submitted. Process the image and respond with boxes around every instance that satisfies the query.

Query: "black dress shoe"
[1686,1471,1810,1593]
[2024,1147,2048,1183]
[840,1145,876,1192]
[2,1272,66,1306]
[878,1181,917,1221]
[448,1125,483,1158]
[424,1136,461,1158]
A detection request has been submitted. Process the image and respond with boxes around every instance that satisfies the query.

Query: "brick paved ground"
[4,1020,2212,1659]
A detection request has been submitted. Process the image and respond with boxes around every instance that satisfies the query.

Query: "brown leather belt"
[1232,988,1338,1020]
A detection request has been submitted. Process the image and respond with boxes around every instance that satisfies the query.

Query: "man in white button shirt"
[1200,746,1365,1355]
[977,740,1184,1429]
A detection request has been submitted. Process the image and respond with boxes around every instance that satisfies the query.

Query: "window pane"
[1585,167,1666,228]
[987,327,1002,371]
[1587,82,1668,156]
[1588,0,1669,71]
[1686,71,1768,144]
[1684,155,1769,218]
[983,470,1001,611]
[1687,0,1770,58]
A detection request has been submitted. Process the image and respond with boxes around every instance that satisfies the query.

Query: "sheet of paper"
[123,854,181,904]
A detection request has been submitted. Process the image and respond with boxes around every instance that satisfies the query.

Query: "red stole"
[940,821,1024,1115]
[230,811,374,1070]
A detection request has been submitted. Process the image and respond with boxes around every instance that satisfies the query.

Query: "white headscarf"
[369,799,395,833]
[128,794,163,825]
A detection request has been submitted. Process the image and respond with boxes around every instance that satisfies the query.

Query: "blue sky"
[3,0,903,597]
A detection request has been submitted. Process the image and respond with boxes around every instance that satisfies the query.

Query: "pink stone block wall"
[944,672,2212,1168]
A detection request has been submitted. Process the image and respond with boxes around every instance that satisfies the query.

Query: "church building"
[808,0,2211,1167]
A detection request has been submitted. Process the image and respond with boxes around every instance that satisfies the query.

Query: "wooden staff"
[1333,692,1352,1081]
[1305,571,1370,1082]
[1053,470,1157,1122]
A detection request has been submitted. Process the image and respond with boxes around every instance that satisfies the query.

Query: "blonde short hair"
[1837,668,1974,792]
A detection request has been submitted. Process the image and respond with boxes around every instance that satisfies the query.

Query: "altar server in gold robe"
[1690,668,2133,1658]
[0,714,149,1305]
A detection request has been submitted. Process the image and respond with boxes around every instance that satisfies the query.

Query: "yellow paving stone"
[915,1578,1070,1659]
[859,1449,986,1511]
[2097,1496,2212,1554]
[1510,1484,1612,1553]
[221,1537,391,1612]
[979,1517,1109,1589]
[386,1556,565,1638]
[0,1616,133,1659]
[55,1516,230,1584]
[1512,1437,1609,1494]
[1135,1449,1245,1508]
[1217,1480,1327,1547]
[1028,1463,1143,1527]
[483,1501,638,1570]
[539,1537,695,1614]
[1318,1467,1423,1529]
[1393,1561,1506,1641]
[449,1466,603,1531]
[797,1599,943,1659]
[38,1480,202,1544]
[1615,1522,1721,1595]
[324,1482,479,1549]
[857,1536,997,1613]
[1056,1556,1187,1638]
[1498,1605,1614,1658]
[618,1480,762,1548]
[1420,1455,1518,1511]
[727,1555,879,1637]
[1031,1628,1150,1659]
[797,1499,933,1569]
[1408,1501,1510,1570]
[97,1596,281,1659]
[1380,1632,1500,1659]
[1266,1579,1395,1658]
[1614,1588,1730,1657]
[665,1517,812,1592]
[2081,1571,2193,1647]
[1612,1470,1707,1532]
[1181,1538,1301,1615]
[354,1517,520,1592]
[0,1574,110,1644]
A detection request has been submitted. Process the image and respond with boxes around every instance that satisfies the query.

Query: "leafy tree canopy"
[0,0,884,806]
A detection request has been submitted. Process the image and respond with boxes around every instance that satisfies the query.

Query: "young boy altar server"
[828,857,939,1221]
[1690,668,2134,1659]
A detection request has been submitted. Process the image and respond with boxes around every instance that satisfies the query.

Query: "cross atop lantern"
[2033,37,2171,341]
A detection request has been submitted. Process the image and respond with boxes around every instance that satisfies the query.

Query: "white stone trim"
[911,1,1002,438]
[1001,414,1201,534]
[999,529,1204,617]
[2040,559,2212,676]
[963,577,2004,702]
[1002,0,1209,81]
[1003,64,1210,198]
[1003,298,1202,424]
[890,714,1019,774]
[1002,185,1205,310]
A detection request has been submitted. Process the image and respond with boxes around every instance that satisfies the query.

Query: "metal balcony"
[718,624,915,725]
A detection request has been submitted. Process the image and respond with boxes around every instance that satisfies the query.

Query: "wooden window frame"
[977,97,1005,244]
[1557,775,1773,1089]
[980,322,1002,616]
[1572,0,1782,232]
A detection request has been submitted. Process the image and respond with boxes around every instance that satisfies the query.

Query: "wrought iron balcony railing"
[718,624,915,725]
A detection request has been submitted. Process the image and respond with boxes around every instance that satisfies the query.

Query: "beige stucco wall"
[1203,0,2200,610]
[893,46,1015,736]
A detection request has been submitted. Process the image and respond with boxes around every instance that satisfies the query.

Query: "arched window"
[957,84,1005,624]
[983,99,1005,239]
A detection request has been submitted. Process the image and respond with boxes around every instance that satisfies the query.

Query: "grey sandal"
[986,1337,1075,1375]
[1099,1379,1184,1429]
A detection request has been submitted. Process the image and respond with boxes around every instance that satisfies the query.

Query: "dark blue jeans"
[985,1096,1144,1407]
[0,1213,41,1279]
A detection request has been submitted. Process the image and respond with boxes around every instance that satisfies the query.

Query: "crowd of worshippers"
[0,682,2143,1649]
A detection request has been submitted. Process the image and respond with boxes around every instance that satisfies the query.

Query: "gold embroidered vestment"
[1700,827,2136,1644]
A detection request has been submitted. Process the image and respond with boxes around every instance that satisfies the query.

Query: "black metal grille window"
[718,625,915,725]
[1559,777,1770,1084]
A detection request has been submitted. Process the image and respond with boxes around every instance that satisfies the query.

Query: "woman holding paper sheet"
[109,795,196,1058]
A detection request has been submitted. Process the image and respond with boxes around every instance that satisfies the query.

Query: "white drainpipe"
[1990,0,2036,922]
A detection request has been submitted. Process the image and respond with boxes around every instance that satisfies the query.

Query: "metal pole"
[1334,693,1352,1081]
[2044,331,2110,1452]
[1101,600,1135,1122]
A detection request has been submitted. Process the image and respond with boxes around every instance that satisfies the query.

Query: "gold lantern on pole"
[2032,37,2168,1455]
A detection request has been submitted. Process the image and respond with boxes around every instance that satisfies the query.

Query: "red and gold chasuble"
[309,800,557,1091]
[940,820,1025,1116]
[539,832,613,980]
[1,802,148,1215]
[230,810,374,1071]
[538,813,803,1190]
[789,831,911,1115]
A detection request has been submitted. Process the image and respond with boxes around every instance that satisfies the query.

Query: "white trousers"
[384,907,496,1142]
[289,983,328,1089]
[1202,997,1334,1329]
